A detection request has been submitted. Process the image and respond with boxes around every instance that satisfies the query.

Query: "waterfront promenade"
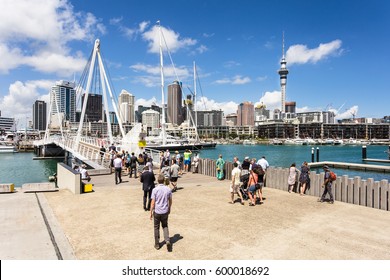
[1,171,390,260]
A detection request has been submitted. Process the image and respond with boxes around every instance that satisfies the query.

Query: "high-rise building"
[0,111,15,132]
[136,105,161,122]
[50,80,76,122]
[196,110,223,127]
[142,109,160,130]
[237,102,254,126]
[118,89,135,124]
[254,103,270,124]
[81,93,103,122]
[167,80,183,125]
[278,33,289,113]
[285,101,296,113]
[32,100,47,131]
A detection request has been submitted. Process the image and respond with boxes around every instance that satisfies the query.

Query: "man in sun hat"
[241,156,250,176]
[318,165,334,204]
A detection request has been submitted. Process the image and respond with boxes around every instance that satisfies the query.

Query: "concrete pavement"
[1,171,390,260]
[0,191,75,260]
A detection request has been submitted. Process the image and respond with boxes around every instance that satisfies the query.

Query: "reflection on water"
[0,152,62,187]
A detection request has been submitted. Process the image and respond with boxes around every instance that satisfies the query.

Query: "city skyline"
[0,0,389,127]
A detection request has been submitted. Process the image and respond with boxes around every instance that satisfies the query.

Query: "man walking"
[113,153,123,184]
[129,152,138,178]
[319,165,334,204]
[230,162,244,205]
[140,166,155,211]
[170,158,180,192]
[150,174,173,251]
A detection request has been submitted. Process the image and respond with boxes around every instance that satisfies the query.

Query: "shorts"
[184,159,191,165]
[248,185,257,194]
[229,184,240,194]
[170,176,178,182]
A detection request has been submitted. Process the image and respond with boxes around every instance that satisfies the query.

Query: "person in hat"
[241,156,250,176]
[319,165,334,204]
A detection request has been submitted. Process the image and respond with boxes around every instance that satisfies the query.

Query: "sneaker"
[329,201,334,204]
[166,241,172,252]
[154,243,160,250]
[317,199,324,203]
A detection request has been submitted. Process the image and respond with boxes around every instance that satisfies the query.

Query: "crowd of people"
[80,144,335,251]
[219,154,335,206]
[215,154,269,206]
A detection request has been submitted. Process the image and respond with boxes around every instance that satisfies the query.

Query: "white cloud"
[256,76,268,82]
[195,97,238,115]
[214,75,251,85]
[334,105,359,119]
[255,90,281,112]
[0,80,53,120]
[0,0,105,74]
[196,45,208,54]
[203,33,215,38]
[130,63,191,86]
[223,61,241,68]
[25,51,87,76]
[142,25,197,54]
[286,39,343,65]
[135,97,159,108]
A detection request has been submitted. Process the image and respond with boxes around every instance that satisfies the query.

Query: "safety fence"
[197,158,390,211]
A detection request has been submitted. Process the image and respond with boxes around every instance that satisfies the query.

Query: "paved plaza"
[1,171,390,260]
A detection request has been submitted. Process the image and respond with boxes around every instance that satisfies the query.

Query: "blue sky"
[0,0,389,126]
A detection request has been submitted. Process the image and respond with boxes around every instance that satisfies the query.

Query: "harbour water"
[198,144,390,181]
[0,152,60,187]
[0,145,388,187]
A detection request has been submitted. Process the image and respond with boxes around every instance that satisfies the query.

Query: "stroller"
[239,173,250,200]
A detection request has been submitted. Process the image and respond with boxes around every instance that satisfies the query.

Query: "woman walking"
[288,163,298,193]
[216,154,225,180]
[299,161,310,195]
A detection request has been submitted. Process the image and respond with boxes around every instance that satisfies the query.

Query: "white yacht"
[0,133,17,153]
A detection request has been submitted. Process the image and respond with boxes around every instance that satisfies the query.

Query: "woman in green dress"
[216,154,225,180]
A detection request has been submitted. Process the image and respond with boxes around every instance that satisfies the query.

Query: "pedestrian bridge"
[33,135,161,172]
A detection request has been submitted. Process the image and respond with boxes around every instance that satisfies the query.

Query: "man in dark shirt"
[140,166,155,211]
[129,152,138,178]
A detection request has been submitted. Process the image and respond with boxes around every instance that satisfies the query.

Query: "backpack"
[329,171,337,181]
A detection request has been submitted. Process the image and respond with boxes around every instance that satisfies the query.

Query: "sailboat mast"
[158,21,166,146]
[193,61,197,129]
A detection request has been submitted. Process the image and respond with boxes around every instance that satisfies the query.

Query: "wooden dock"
[308,161,390,172]
[363,158,390,164]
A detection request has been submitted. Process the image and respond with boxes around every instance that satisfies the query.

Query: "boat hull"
[146,142,216,151]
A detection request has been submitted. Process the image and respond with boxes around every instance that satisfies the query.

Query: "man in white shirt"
[79,164,91,182]
[257,156,269,187]
[257,156,269,170]
[230,162,244,205]
[113,153,123,184]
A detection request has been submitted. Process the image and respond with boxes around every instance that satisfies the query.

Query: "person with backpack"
[318,165,335,204]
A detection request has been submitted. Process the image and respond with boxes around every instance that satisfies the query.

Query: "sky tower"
[278,33,289,113]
